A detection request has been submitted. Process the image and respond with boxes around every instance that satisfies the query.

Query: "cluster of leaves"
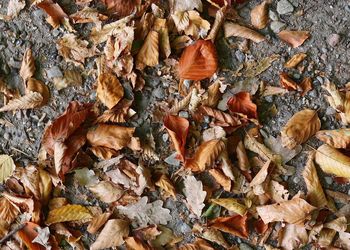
[1,0,350,249]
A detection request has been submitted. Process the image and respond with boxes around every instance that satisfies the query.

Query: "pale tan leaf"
[90,219,129,250]
[155,174,176,199]
[250,1,269,29]
[0,155,16,183]
[26,78,50,106]
[211,198,247,216]
[206,7,226,42]
[153,18,171,58]
[89,181,124,203]
[173,0,202,12]
[224,22,265,43]
[315,144,350,178]
[0,197,19,224]
[256,197,316,224]
[7,0,25,18]
[324,216,347,232]
[70,6,107,27]
[267,180,289,203]
[244,54,279,78]
[202,126,226,141]
[46,204,92,225]
[125,237,151,250]
[281,109,321,149]
[87,212,112,234]
[20,48,35,81]
[284,53,307,69]
[173,11,210,39]
[96,72,124,109]
[302,152,328,207]
[316,129,350,149]
[279,223,308,250]
[322,78,344,112]
[53,69,82,90]
[236,141,250,171]
[136,30,159,70]
[249,160,273,195]
[169,89,193,114]
[334,231,350,249]
[183,175,206,217]
[203,81,221,108]
[202,228,230,249]
[0,91,43,112]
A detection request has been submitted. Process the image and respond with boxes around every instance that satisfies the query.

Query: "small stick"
[0,223,26,245]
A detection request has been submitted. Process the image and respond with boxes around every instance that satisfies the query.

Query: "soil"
[1,0,350,249]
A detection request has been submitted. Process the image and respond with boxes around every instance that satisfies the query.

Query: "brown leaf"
[0,197,19,225]
[203,81,221,108]
[87,124,140,151]
[96,99,133,124]
[20,48,35,82]
[250,1,269,29]
[185,139,226,172]
[278,30,310,48]
[87,212,112,234]
[164,114,189,161]
[17,222,46,250]
[206,7,226,42]
[179,238,215,250]
[172,11,210,40]
[236,141,250,171]
[227,91,257,119]
[89,181,124,203]
[279,223,308,250]
[256,197,316,224]
[299,77,313,96]
[35,0,69,28]
[90,146,119,160]
[70,6,108,25]
[96,72,124,109]
[53,69,83,90]
[155,174,176,199]
[200,106,241,127]
[209,168,231,191]
[316,129,350,149]
[125,237,152,250]
[136,30,159,70]
[279,72,299,91]
[224,22,265,43]
[153,18,171,58]
[281,109,321,149]
[284,53,307,68]
[90,219,129,250]
[100,0,138,17]
[26,78,50,105]
[209,215,249,238]
[0,91,43,112]
[183,175,206,217]
[211,198,247,216]
[178,39,218,81]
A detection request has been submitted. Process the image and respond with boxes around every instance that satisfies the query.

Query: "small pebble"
[239,243,253,250]
[270,21,286,33]
[179,111,189,118]
[277,0,294,15]
[235,50,245,62]
[293,176,300,184]
[268,10,279,21]
[324,176,333,185]
[327,33,340,47]
[46,66,63,79]
[162,133,169,142]
[4,132,11,140]
[316,76,323,84]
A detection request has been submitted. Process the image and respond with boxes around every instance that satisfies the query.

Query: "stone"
[324,176,333,185]
[235,50,245,62]
[239,243,253,250]
[277,0,294,15]
[179,111,189,118]
[293,176,300,184]
[270,21,286,33]
[46,66,63,79]
[153,87,165,99]
[269,10,279,21]
[327,33,341,47]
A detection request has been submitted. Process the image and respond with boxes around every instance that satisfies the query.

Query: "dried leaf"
[178,39,218,81]
[202,228,230,249]
[164,114,189,161]
[172,11,210,39]
[334,231,350,249]
[179,238,215,250]
[117,196,172,227]
[20,48,35,81]
[70,7,108,27]
[209,168,231,191]
[96,99,133,124]
[244,54,279,77]
[284,53,307,68]
[91,219,129,250]
[200,106,241,127]
[90,146,119,160]
[322,78,344,112]
[7,0,26,18]
[53,69,82,90]
[279,72,299,91]
[315,144,350,178]
[155,174,176,199]
[203,81,221,108]
[250,160,274,195]
[183,175,206,217]
[236,141,250,171]
[302,152,328,207]
[96,72,124,109]
[211,198,247,216]
[35,0,69,28]
[206,7,226,42]
[153,18,171,58]
[209,215,248,238]
[0,91,43,112]
[0,155,16,184]
[316,129,350,149]
[185,139,226,172]
[227,91,257,119]
[256,197,316,224]
[0,197,19,224]
[46,204,92,225]
[87,212,112,234]
[224,22,265,43]
[125,237,152,250]
[32,227,51,249]
[173,0,203,12]
[136,30,159,70]
[17,222,46,250]
[279,223,308,250]
[281,109,321,149]
[278,30,310,48]
[250,1,269,29]
[299,77,313,96]
[73,168,98,186]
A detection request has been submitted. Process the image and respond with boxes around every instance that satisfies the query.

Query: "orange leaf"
[96,72,124,109]
[279,72,299,91]
[299,77,313,96]
[178,39,218,81]
[17,222,46,250]
[36,0,68,28]
[100,0,139,16]
[250,1,269,30]
[209,214,249,238]
[278,30,310,48]
[164,114,189,161]
[227,92,257,119]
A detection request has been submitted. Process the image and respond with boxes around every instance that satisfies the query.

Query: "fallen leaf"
[32,227,51,249]
[299,77,313,96]
[125,237,152,250]
[136,30,159,70]
[281,109,321,149]
[316,129,350,149]
[244,54,279,77]
[172,11,210,39]
[227,91,257,119]
[35,0,70,29]
[209,215,248,238]
[73,167,98,186]
[100,0,138,16]
[315,144,350,178]
[20,48,35,82]
[284,52,307,68]
[185,139,226,172]
[183,175,206,217]
[279,72,299,91]
[96,72,124,109]
[46,204,92,225]
[7,0,26,19]
[179,238,215,250]
[89,181,124,203]
[302,152,328,207]
[200,106,241,127]
[178,39,218,81]
[0,155,16,184]
[211,198,247,216]
[90,219,129,250]
[256,197,316,224]
[173,0,203,12]
[0,91,43,112]
[224,22,265,43]
[155,174,176,199]
[201,228,230,249]
[209,168,231,191]
[278,30,310,48]
[279,223,308,250]
[0,197,19,224]
[70,7,108,27]
[250,1,269,29]
[117,197,172,227]
[53,69,82,90]
[135,225,161,241]
[206,6,226,42]
[153,18,171,58]
[334,231,350,249]
[164,114,189,161]
[236,141,250,171]
[322,78,344,112]
[87,212,112,234]
[17,222,46,250]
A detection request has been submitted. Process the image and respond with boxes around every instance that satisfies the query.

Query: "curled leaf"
[316,129,350,149]
[284,53,307,68]
[250,1,269,29]
[209,215,248,238]
[209,168,231,191]
[278,30,310,48]
[17,222,46,250]
[20,48,35,81]
[227,91,257,119]
[35,0,69,28]
[224,22,265,43]
[200,106,241,127]
[96,72,124,109]
[211,198,247,216]
[0,91,43,112]
[87,212,112,234]
[299,77,313,96]
[279,72,299,91]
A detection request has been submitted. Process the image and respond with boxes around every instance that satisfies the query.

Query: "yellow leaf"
[302,152,328,207]
[155,174,176,199]
[0,154,16,183]
[46,204,92,225]
[96,72,124,109]
[315,144,350,178]
[211,198,247,216]
[20,48,36,81]
[136,30,159,70]
[281,109,321,149]
[316,129,350,149]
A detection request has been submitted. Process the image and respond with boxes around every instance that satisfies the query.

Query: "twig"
[0,223,26,245]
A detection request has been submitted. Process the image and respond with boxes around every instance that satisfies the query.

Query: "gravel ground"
[1,0,350,249]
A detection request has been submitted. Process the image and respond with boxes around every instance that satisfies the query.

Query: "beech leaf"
[136,30,159,70]
[209,215,249,238]
[211,198,247,216]
[0,197,19,224]
[183,175,206,217]
[316,129,350,149]
[0,155,16,183]
[20,48,35,81]
[224,22,265,43]
[227,91,257,119]
[278,30,310,48]
[46,204,92,225]
[96,72,124,109]
[250,1,269,29]
[284,52,307,69]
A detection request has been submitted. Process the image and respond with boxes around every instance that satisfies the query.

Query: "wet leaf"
[183,175,206,217]
[0,155,16,183]
[227,91,257,119]
[136,30,159,70]
[91,219,129,250]
[224,22,265,43]
[281,109,321,149]
[209,215,248,238]
[250,1,269,29]
[96,72,124,109]
[178,39,218,81]
[316,129,350,149]
[46,204,92,225]
[278,30,310,48]
[315,144,350,178]
[155,174,176,199]
[284,52,307,68]
[211,198,247,216]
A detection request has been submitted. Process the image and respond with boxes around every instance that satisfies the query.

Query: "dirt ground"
[1,0,350,249]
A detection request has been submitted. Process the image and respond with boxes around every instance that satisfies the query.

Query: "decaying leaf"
[117,196,171,227]
[249,160,274,195]
[243,54,279,78]
[316,129,350,149]
[209,215,248,238]
[284,53,307,68]
[278,30,310,48]
[155,174,176,199]
[227,91,257,119]
[201,227,230,249]
[136,30,159,70]
[250,1,269,29]
[0,91,43,112]
[224,22,265,43]
[46,204,92,225]
[125,237,152,250]
[183,175,206,217]
[281,109,321,149]
[96,72,124,109]
[211,198,247,216]
[0,155,16,184]
[315,144,350,178]
[178,39,218,81]
[90,219,129,250]
[31,227,51,249]
[256,197,316,224]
